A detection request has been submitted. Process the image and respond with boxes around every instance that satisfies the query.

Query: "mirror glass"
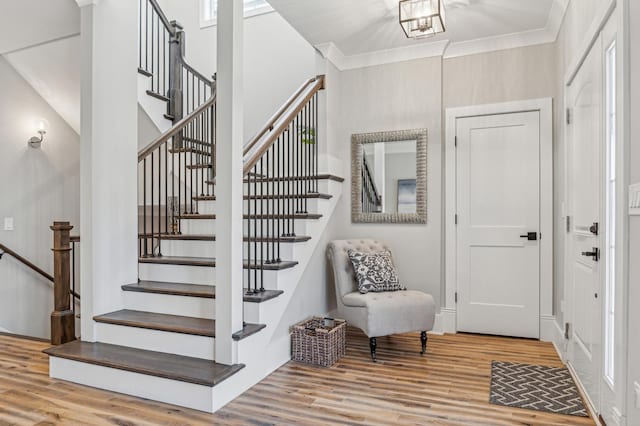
[361,140,417,214]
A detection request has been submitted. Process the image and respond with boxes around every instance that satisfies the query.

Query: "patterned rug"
[489,361,588,417]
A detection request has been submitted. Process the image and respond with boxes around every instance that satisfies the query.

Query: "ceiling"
[4,36,81,134]
[0,0,80,55]
[267,0,565,68]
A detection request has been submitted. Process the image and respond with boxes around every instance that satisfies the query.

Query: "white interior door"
[456,111,540,339]
[566,32,603,413]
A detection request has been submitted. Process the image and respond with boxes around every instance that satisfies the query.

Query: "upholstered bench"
[327,239,436,361]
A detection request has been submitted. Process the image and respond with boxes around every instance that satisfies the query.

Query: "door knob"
[519,232,538,241]
[581,247,600,262]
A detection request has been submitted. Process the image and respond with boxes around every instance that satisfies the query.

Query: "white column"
[215,0,245,364]
[77,0,138,341]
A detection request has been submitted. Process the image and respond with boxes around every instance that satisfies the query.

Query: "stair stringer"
[209,161,343,412]
[137,73,171,134]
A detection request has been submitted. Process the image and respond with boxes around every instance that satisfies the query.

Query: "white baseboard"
[541,315,567,362]
[431,308,456,335]
[566,362,602,425]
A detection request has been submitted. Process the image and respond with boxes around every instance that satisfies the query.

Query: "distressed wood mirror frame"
[351,128,427,224]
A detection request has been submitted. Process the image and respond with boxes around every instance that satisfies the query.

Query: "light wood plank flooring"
[0,329,594,425]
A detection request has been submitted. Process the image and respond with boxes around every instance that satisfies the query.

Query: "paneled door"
[566,31,604,414]
[456,111,540,338]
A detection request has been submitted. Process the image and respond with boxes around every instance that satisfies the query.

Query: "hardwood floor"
[0,329,595,425]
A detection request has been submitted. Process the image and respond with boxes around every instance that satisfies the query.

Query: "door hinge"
[566,216,571,233]
[564,322,570,340]
[454,214,458,225]
[454,136,458,147]
[566,108,571,125]
[455,292,458,304]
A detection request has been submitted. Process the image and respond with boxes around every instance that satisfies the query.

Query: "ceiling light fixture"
[399,0,446,39]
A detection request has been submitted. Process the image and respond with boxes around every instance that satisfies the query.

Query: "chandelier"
[399,0,446,39]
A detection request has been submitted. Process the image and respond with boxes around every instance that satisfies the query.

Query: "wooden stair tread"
[243,213,322,220]
[244,235,311,243]
[232,323,266,341]
[244,193,331,200]
[243,174,344,183]
[243,289,284,303]
[244,260,298,270]
[169,148,211,156]
[94,310,215,337]
[139,256,215,267]
[186,164,212,170]
[193,195,216,201]
[146,90,169,103]
[137,67,152,77]
[176,214,216,220]
[139,234,216,241]
[122,281,215,298]
[44,341,243,387]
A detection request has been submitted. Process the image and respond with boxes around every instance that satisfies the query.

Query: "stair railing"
[0,222,80,345]
[139,0,215,130]
[138,0,217,258]
[138,92,217,258]
[361,156,382,213]
[243,75,325,295]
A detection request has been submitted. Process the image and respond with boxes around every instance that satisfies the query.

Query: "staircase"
[45,0,343,413]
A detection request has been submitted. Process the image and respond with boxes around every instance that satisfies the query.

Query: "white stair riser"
[243,219,307,237]
[196,200,216,214]
[138,74,171,133]
[242,198,320,212]
[242,179,333,194]
[123,291,215,319]
[179,218,216,235]
[243,266,296,291]
[95,323,215,360]
[49,358,215,412]
[139,262,215,286]
[161,240,216,257]
[243,242,294,260]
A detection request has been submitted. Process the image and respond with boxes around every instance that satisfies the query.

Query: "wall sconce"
[28,121,47,148]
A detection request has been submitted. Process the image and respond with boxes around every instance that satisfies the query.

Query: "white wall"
[156,0,317,141]
[0,56,80,339]
[626,1,640,423]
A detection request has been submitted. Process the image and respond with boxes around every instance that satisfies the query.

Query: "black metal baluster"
[253,164,258,293]
[143,158,148,256]
[276,137,281,263]
[315,93,319,192]
[246,156,252,295]
[145,0,149,71]
[151,151,155,256]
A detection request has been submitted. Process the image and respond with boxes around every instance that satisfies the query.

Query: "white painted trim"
[564,0,617,86]
[567,362,603,425]
[542,315,567,361]
[315,0,568,70]
[315,41,449,71]
[445,98,554,337]
[75,0,99,7]
[431,308,457,335]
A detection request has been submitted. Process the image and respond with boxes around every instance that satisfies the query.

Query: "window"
[604,40,617,387]
[201,0,273,27]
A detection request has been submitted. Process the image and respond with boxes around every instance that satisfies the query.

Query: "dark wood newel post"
[50,221,75,345]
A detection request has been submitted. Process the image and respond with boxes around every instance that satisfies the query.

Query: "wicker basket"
[291,317,346,367]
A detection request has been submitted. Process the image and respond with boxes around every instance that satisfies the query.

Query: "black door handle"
[519,232,538,241]
[581,247,600,262]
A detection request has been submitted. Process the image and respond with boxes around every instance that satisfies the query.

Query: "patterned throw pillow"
[347,249,404,294]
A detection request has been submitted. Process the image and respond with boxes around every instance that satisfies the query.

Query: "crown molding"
[315,40,449,71]
[316,0,569,69]
[75,0,100,7]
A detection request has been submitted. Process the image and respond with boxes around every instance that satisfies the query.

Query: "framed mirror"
[351,128,427,224]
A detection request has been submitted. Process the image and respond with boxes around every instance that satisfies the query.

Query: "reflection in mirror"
[361,140,417,214]
[351,128,427,224]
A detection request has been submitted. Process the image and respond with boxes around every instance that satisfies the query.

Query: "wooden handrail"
[148,0,176,36]
[243,76,325,176]
[70,236,80,243]
[0,243,54,283]
[243,77,318,156]
[138,92,217,162]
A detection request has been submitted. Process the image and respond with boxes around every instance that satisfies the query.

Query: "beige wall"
[324,43,558,310]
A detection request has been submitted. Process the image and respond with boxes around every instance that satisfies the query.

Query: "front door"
[566,31,603,412]
[456,111,540,338]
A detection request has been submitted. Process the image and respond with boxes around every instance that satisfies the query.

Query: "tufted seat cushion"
[327,239,437,338]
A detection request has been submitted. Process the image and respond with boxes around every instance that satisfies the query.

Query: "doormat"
[489,361,588,417]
